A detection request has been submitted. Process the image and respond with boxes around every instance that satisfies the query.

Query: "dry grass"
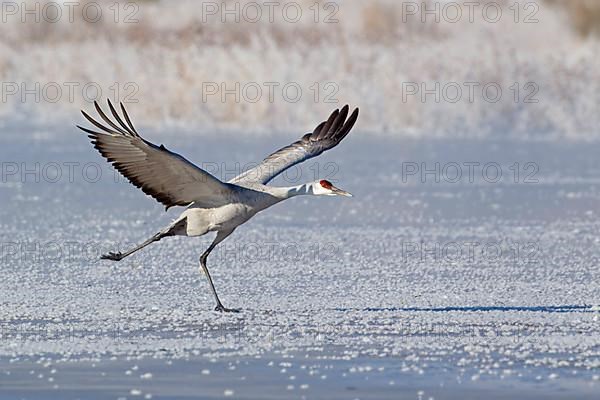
[0,0,598,139]
[546,0,600,37]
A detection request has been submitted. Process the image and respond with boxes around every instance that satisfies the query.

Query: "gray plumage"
[78,100,359,312]
[230,105,358,185]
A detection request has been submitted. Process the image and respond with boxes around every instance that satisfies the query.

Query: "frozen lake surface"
[1,125,599,398]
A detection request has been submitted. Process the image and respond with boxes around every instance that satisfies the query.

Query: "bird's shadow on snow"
[334,305,596,313]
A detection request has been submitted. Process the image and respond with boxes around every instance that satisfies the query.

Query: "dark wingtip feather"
[107,98,136,136]
[76,124,91,135]
[83,104,119,135]
[76,124,102,136]
[327,104,349,137]
[316,108,339,140]
[120,102,140,136]
[336,107,359,141]
[94,100,130,135]
[311,121,326,137]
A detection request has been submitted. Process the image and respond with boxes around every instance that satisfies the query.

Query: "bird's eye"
[320,180,333,189]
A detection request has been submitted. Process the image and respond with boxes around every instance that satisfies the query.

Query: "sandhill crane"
[78,100,359,312]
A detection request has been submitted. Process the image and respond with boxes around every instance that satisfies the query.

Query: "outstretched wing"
[230,105,359,185]
[77,100,235,210]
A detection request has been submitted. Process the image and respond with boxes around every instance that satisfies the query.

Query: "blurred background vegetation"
[0,0,598,139]
[547,0,600,37]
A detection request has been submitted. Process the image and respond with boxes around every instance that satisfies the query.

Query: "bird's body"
[179,188,272,236]
[78,100,358,312]
[179,183,326,235]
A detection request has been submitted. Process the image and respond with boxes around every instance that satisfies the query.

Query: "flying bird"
[78,100,359,312]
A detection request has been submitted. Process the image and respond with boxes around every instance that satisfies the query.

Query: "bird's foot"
[214,304,240,313]
[101,251,123,261]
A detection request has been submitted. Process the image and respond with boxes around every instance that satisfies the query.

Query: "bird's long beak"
[331,185,353,197]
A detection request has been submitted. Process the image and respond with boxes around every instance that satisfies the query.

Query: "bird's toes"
[214,305,240,313]
[101,251,123,261]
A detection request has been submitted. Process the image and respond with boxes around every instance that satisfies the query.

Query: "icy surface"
[1,126,599,398]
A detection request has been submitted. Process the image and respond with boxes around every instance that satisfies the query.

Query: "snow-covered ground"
[1,125,599,398]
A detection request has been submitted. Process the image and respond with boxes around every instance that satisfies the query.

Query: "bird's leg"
[101,217,186,261]
[199,229,239,313]
[101,231,165,261]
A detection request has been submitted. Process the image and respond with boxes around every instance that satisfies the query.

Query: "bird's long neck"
[268,183,315,200]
